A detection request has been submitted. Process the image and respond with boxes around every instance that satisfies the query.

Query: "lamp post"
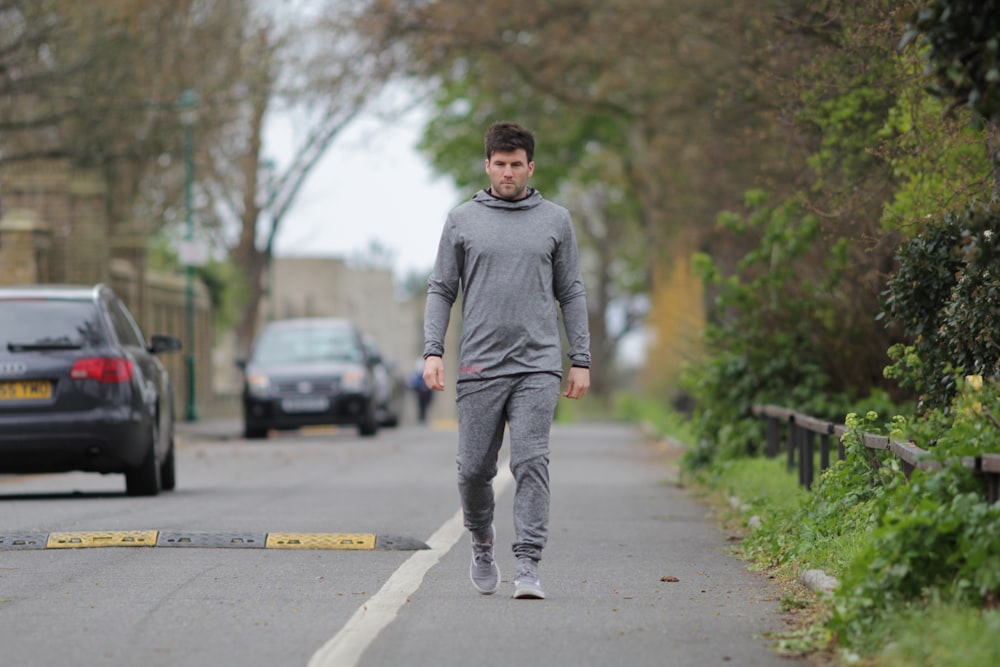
[179,88,199,422]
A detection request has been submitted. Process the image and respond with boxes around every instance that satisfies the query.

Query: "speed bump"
[0,531,428,551]
[157,531,266,548]
[0,534,48,550]
[47,531,158,548]
[265,532,375,550]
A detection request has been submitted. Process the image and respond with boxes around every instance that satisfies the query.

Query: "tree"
[350,0,788,399]
[902,0,1000,193]
[0,1,404,358]
[878,0,1000,410]
[195,3,403,356]
[903,0,1000,124]
[0,2,251,236]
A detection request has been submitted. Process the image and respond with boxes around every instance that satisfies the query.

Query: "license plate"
[281,397,329,413]
[0,380,52,400]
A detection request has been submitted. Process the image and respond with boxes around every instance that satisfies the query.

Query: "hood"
[472,188,544,211]
[247,359,364,378]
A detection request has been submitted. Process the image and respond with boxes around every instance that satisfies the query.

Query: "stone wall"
[0,209,51,284]
[0,159,109,285]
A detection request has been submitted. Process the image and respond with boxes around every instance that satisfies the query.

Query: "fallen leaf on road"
[660,576,679,582]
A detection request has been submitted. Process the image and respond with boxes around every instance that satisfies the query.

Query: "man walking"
[422,121,591,600]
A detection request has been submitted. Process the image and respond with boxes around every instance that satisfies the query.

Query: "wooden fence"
[752,404,1000,504]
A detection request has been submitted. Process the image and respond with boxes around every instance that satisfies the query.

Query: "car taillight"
[70,358,134,383]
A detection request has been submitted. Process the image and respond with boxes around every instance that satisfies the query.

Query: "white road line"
[308,464,514,667]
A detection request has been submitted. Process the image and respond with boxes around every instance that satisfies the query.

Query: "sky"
[268,106,463,280]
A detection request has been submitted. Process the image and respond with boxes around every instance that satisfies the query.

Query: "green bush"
[882,206,1000,411]
[740,411,899,577]
[830,463,1000,651]
[685,190,873,467]
[828,378,1000,651]
[714,388,1000,656]
[903,0,1000,124]
[679,374,1000,660]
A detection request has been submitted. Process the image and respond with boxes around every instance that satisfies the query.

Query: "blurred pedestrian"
[407,359,434,423]
[422,121,591,600]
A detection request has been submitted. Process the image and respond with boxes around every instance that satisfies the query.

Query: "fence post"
[786,416,797,473]
[820,426,832,472]
[765,416,780,458]
[799,429,816,491]
[982,455,1000,505]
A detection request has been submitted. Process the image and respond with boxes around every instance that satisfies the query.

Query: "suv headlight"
[340,369,367,392]
[247,373,271,395]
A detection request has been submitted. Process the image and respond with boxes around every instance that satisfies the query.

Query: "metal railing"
[752,404,1000,504]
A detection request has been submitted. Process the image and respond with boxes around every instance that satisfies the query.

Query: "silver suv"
[238,318,382,438]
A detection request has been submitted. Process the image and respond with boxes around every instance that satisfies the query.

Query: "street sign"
[178,239,210,266]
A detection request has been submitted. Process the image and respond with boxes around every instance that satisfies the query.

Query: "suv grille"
[274,380,338,395]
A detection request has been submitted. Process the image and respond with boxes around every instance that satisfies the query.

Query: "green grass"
[613,392,697,443]
[688,455,1000,666]
[694,456,808,515]
[868,605,1000,667]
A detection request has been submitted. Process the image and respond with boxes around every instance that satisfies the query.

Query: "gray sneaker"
[470,526,499,595]
[512,557,546,599]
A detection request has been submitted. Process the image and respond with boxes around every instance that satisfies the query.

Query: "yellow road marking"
[47,531,159,548]
[265,532,375,550]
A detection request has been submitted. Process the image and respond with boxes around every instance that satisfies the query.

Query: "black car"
[238,318,383,439]
[0,284,182,496]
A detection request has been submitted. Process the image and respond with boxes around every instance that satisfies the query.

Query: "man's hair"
[485,122,534,163]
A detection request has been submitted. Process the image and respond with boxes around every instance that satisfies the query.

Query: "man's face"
[485,148,534,201]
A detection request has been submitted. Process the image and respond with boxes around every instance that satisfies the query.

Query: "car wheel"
[244,422,268,439]
[160,435,177,491]
[126,428,161,496]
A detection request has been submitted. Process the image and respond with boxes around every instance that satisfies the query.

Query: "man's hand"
[423,355,445,391]
[564,366,590,399]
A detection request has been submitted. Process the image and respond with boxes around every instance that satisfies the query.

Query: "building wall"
[267,257,417,371]
[0,160,109,285]
[0,210,51,284]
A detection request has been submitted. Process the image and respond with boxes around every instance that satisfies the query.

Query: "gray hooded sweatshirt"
[423,188,591,381]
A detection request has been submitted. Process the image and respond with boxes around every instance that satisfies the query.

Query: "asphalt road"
[0,419,801,667]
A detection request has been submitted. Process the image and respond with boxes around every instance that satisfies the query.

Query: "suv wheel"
[244,422,268,439]
[160,435,177,491]
[358,401,378,437]
[126,428,162,496]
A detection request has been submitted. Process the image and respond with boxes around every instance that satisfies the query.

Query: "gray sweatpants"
[455,372,560,562]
